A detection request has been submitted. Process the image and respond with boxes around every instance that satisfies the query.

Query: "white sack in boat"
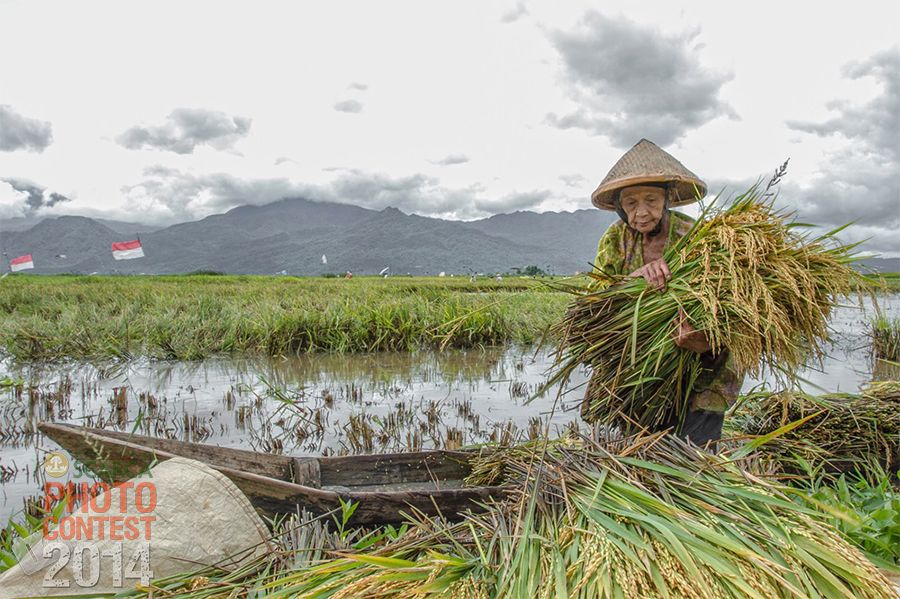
[0,457,272,598]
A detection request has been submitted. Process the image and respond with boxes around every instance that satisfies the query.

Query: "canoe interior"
[37,422,508,524]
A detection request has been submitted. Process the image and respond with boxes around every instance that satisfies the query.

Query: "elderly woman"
[586,139,743,447]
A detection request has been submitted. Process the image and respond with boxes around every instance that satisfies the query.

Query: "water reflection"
[0,346,592,521]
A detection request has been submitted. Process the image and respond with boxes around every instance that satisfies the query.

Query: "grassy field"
[1,273,895,362]
[866,272,900,292]
[0,275,571,361]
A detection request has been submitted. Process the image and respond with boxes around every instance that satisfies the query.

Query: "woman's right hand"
[629,258,671,292]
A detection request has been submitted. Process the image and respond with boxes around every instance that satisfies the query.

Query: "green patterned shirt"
[591,211,742,413]
[593,211,694,279]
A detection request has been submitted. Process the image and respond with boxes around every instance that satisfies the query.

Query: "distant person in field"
[586,139,743,447]
[346,271,353,279]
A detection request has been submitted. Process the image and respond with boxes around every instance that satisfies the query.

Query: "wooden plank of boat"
[40,423,316,485]
[38,423,510,525]
[39,424,480,487]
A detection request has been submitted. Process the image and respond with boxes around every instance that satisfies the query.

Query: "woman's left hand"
[629,258,671,292]
[672,307,712,354]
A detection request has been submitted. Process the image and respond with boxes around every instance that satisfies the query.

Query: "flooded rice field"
[1,292,898,522]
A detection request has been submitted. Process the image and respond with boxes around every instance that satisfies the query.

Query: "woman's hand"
[672,307,712,354]
[629,258,671,292]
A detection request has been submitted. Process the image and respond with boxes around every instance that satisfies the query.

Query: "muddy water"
[1,293,898,522]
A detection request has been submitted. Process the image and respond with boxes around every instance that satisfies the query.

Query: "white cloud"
[500,0,529,23]
[114,166,571,225]
[116,108,252,154]
[430,154,470,166]
[0,180,29,219]
[0,105,53,153]
[332,100,363,114]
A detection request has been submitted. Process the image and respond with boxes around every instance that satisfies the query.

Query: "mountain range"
[0,198,619,276]
[1,198,897,276]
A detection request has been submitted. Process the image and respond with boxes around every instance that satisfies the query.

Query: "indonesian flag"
[111,240,145,260]
[10,254,34,271]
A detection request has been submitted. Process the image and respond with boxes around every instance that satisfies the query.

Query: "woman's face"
[619,186,666,234]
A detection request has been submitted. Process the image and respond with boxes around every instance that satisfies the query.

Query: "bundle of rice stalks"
[464,434,582,487]
[469,434,897,598]
[132,435,897,599]
[551,183,870,431]
[729,381,900,475]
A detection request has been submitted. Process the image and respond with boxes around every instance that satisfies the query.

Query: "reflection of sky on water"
[1,293,898,521]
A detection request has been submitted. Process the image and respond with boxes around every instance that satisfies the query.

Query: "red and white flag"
[10,254,34,272]
[111,240,145,260]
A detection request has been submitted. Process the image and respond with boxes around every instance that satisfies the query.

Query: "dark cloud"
[333,100,363,114]
[501,0,528,23]
[783,47,900,255]
[546,12,735,148]
[116,108,252,154]
[431,154,470,166]
[1,177,71,211]
[0,105,53,153]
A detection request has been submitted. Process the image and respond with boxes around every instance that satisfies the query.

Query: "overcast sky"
[1,1,898,257]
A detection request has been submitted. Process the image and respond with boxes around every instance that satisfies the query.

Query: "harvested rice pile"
[730,381,900,474]
[117,435,897,599]
[241,435,898,598]
[552,184,869,431]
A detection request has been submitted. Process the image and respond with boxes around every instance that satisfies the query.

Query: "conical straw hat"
[591,139,707,210]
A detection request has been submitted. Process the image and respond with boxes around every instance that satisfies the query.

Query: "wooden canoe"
[38,422,510,525]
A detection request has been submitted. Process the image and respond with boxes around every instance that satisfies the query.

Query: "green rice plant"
[548,184,871,432]
[862,272,900,292]
[0,376,23,388]
[786,462,900,569]
[729,381,900,476]
[0,276,569,360]
[870,315,900,361]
